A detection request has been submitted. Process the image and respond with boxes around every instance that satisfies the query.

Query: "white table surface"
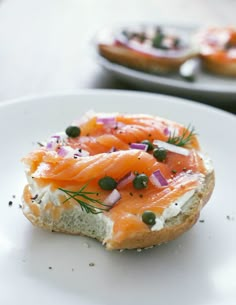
[0,0,235,113]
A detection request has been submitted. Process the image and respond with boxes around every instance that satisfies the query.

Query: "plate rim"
[0,89,235,120]
[97,55,236,95]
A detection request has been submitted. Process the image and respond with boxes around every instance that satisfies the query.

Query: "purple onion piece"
[130,143,148,151]
[117,172,135,189]
[51,135,61,139]
[46,141,58,151]
[46,142,53,149]
[58,147,69,157]
[97,117,116,126]
[104,189,121,207]
[150,170,168,188]
[163,127,170,136]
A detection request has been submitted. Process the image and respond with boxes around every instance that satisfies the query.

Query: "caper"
[153,147,167,162]
[65,126,81,138]
[142,211,156,225]
[98,176,117,190]
[133,174,148,189]
[141,140,154,151]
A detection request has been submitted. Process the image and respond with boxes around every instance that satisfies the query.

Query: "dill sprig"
[167,125,196,147]
[59,184,110,214]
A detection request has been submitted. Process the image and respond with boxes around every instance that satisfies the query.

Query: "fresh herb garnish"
[167,125,196,147]
[59,184,110,214]
[152,32,165,49]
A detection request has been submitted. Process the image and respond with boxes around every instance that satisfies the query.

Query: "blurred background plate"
[96,53,236,106]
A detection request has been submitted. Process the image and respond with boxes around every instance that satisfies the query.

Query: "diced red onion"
[153,140,190,156]
[46,141,58,151]
[104,189,121,207]
[46,142,53,149]
[57,146,69,157]
[97,117,116,127]
[57,146,89,158]
[130,143,148,151]
[163,127,170,136]
[58,146,75,158]
[117,172,135,189]
[51,135,61,139]
[150,170,169,188]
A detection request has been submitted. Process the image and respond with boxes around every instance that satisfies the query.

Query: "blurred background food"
[0,0,235,112]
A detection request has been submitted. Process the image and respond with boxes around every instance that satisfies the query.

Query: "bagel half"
[22,113,215,250]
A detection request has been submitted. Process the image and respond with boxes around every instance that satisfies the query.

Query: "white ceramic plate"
[97,56,236,105]
[0,90,235,305]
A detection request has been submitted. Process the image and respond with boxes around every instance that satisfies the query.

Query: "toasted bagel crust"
[22,169,214,250]
[98,44,197,74]
[202,57,236,77]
